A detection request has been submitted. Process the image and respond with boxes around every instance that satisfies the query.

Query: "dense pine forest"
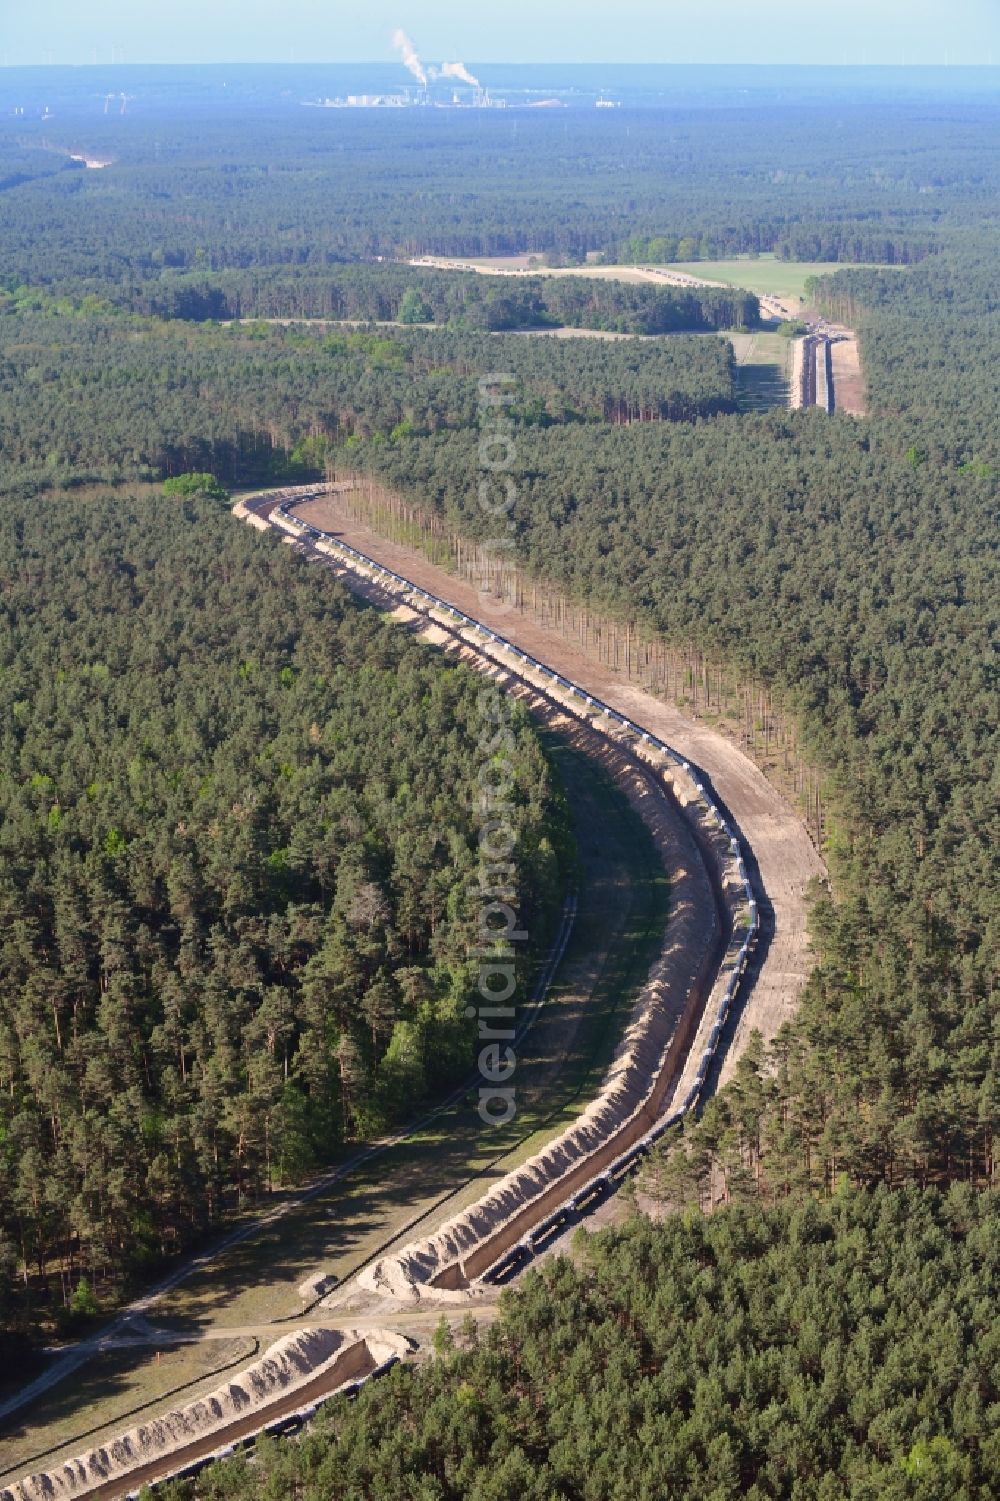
[0,66,996,1497]
[342,247,998,1197]
[0,316,737,496]
[172,1189,999,1500]
[0,91,986,283]
[0,500,565,1309]
[9,264,757,335]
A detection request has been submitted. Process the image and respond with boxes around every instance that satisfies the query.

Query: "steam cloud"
[437,61,481,88]
[391,28,481,90]
[391,28,427,87]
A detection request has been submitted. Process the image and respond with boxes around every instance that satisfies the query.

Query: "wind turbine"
[119,92,135,115]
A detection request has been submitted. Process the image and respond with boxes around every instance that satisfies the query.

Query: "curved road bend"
[0,483,821,1494]
[1,506,717,1498]
[275,486,825,1086]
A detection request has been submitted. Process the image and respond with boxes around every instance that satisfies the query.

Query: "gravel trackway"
[290,490,825,1086]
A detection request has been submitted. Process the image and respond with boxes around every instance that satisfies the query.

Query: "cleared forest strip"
[794,331,866,415]
[799,334,818,407]
[815,337,832,413]
[1,1329,408,1501]
[829,329,866,414]
[789,336,805,410]
[264,499,747,1300]
[295,486,824,1085]
[408,256,699,286]
[731,330,791,412]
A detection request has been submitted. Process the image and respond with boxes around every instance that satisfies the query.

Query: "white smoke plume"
[391,28,427,86]
[437,61,481,88]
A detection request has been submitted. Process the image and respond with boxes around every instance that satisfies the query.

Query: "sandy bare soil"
[410,255,792,317]
[295,493,824,1083]
[409,256,734,297]
[789,336,806,410]
[411,255,672,286]
[1,1328,408,1501]
[829,329,866,415]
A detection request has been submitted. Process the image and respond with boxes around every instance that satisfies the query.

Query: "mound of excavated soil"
[2,1328,368,1501]
[291,489,822,1080]
[357,743,736,1303]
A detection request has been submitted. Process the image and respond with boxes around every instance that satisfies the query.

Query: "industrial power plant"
[306,30,506,109]
[307,87,505,110]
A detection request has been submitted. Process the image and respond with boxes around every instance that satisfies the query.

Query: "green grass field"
[728,329,793,412]
[670,254,894,304]
[0,1338,256,1483]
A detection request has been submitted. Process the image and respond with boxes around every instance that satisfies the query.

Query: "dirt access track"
[3,491,738,1498]
[410,255,866,414]
[288,489,824,1086]
[0,490,823,1499]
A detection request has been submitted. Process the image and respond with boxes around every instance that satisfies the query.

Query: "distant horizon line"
[2,59,999,71]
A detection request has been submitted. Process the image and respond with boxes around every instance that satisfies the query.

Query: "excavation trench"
[2,483,782,1495]
[257,496,748,1302]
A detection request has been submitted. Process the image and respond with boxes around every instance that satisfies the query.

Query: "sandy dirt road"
[829,328,866,414]
[293,492,825,1083]
[410,254,790,318]
[408,256,866,408]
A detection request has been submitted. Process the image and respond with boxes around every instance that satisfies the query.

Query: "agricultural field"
[668,253,897,304]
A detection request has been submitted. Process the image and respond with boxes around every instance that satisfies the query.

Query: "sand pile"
[246,500,748,1305]
[231,499,270,533]
[2,1327,369,1501]
[358,747,734,1304]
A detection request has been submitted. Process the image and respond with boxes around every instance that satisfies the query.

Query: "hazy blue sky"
[4,0,1000,67]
